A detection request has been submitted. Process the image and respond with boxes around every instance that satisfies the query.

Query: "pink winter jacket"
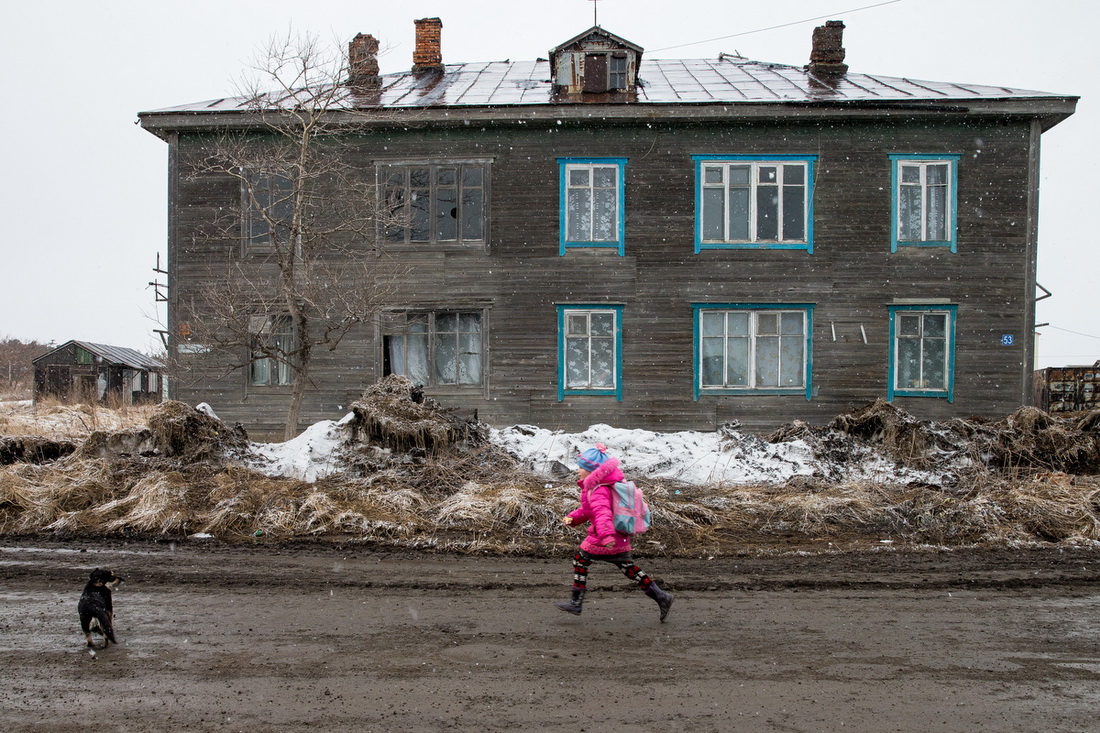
[566,456,632,555]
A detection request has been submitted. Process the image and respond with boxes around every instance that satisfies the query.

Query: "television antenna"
[588,0,604,27]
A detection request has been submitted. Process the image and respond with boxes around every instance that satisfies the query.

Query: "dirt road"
[1,539,1099,732]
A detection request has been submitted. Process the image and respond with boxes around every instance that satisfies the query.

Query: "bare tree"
[0,336,49,399]
[177,30,405,439]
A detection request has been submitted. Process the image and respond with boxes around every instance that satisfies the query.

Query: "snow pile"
[248,413,356,482]
[490,422,947,487]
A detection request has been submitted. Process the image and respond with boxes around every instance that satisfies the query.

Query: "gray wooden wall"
[169,115,1037,438]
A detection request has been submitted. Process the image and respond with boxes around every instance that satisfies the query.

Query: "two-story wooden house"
[139,19,1077,439]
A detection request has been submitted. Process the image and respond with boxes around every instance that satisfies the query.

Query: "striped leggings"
[570,550,653,592]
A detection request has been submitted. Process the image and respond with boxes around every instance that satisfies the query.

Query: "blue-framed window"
[694,155,816,253]
[692,304,814,399]
[888,305,956,401]
[889,155,959,252]
[557,305,623,400]
[558,158,627,255]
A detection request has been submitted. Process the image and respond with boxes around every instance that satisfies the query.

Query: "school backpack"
[611,481,651,535]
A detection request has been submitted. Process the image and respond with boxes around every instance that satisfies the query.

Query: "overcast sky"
[2,0,1096,368]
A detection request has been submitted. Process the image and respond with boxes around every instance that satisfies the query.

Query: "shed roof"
[33,340,164,371]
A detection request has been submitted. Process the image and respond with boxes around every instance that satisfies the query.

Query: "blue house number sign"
[1001,334,1014,346]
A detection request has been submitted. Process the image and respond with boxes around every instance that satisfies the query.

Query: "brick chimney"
[807,20,848,76]
[413,17,443,72]
[348,33,381,90]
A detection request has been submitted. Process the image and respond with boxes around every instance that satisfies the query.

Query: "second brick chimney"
[807,20,848,76]
[348,33,381,90]
[413,17,443,72]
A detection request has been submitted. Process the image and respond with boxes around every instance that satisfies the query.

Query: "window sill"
[891,389,951,399]
[561,388,621,400]
[699,387,807,396]
[892,241,956,252]
[561,242,624,254]
[697,242,811,252]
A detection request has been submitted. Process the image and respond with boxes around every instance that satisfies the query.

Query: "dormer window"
[550,27,642,101]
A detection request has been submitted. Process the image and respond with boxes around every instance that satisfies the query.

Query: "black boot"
[645,582,673,622]
[555,588,585,615]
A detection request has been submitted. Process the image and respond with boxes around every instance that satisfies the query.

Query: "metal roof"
[143,57,1071,115]
[33,340,164,371]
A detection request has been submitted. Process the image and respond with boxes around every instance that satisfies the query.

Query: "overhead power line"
[649,0,903,53]
[1038,325,1100,341]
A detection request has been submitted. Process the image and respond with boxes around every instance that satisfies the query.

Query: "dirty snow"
[490,423,945,487]
[248,413,356,482]
[240,414,946,486]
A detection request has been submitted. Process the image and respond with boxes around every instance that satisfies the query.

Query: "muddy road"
[1,539,1099,732]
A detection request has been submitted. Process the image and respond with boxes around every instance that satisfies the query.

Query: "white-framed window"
[557,305,623,399]
[380,162,488,246]
[383,310,484,387]
[694,156,815,252]
[888,305,956,400]
[693,305,813,398]
[559,158,626,254]
[250,314,294,386]
[890,155,959,252]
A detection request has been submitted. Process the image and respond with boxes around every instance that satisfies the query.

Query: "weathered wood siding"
[169,115,1039,438]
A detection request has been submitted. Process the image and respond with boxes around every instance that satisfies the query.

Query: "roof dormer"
[549,26,643,102]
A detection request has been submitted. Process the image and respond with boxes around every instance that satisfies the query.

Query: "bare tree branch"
[175,29,409,439]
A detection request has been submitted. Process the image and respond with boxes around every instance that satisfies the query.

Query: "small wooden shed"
[1032,361,1100,413]
[33,341,164,405]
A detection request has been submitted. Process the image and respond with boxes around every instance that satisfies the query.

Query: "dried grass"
[3,397,1100,553]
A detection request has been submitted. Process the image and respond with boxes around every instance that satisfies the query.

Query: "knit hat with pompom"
[576,443,609,472]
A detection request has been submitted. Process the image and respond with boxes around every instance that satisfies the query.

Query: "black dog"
[78,568,124,648]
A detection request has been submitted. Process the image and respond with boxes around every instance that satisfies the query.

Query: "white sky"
[1,0,1096,368]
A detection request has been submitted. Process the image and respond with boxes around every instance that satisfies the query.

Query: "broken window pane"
[380,163,487,244]
[435,184,457,241]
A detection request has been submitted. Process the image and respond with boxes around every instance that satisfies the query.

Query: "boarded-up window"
[584,53,609,93]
